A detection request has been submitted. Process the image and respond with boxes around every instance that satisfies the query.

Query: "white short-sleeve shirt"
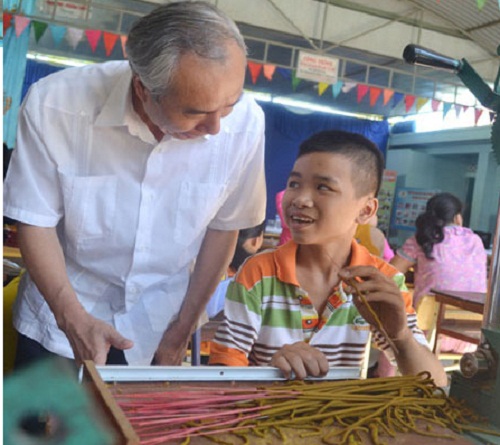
[4,61,266,364]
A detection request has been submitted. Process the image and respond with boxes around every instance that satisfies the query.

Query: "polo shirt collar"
[274,239,377,287]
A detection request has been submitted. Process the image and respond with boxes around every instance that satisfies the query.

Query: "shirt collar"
[274,239,377,287]
[95,68,133,128]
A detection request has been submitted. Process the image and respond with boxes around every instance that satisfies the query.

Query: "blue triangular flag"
[392,92,404,108]
[443,102,453,117]
[276,67,291,80]
[49,24,67,47]
[331,81,343,98]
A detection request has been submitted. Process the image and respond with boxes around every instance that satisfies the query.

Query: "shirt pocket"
[174,181,226,246]
[59,172,118,244]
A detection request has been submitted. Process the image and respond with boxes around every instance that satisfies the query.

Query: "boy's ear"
[356,197,379,225]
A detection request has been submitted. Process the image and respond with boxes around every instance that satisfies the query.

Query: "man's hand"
[153,318,191,365]
[62,309,133,366]
[339,266,410,342]
[270,342,329,380]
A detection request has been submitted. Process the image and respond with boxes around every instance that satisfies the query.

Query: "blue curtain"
[22,59,64,102]
[260,102,390,220]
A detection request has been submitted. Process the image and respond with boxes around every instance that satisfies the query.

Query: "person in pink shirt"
[275,189,292,246]
[390,192,487,353]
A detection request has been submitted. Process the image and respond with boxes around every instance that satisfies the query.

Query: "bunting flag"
[103,31,119,57]
[276,67,291,80]
[342,81,357,93]
[49,24,67,47]
[477,0,487,9]
[462,105,469,114]
[454,104,462,118]
[263,64,276,81]
[382,89,394,106]
[369,87,382,107]
[33,20,48,43]
[443,102,453,117]
[357,84,369,103]
[392,92,404,108]
[14,16,31,37]
[4,12,13,34]
[331,81,343,98]
[416,97,429,112]
[490,112,495,122]
[85,29,102,53]
[291,70,301,91]
[120,35,128,58]
[247,61,262,84]
[431,99,441,112]
[66,27,84,49]
[318,82,329,96]
[404,95,416,112]
[474,108,483,125]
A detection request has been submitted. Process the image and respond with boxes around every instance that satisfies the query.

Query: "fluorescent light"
[27,52,94,67]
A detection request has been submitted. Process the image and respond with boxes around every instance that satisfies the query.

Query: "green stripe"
[325,305,362,327]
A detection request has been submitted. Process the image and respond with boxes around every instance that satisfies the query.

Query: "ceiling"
[18,0,500,118]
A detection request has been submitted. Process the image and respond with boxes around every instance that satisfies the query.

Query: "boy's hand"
[271,341,329,380]
[339,266,410,344]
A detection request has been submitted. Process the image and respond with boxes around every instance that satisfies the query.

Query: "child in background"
[390,192,487,354]
[210,130,446,386]
[276,190,292,245]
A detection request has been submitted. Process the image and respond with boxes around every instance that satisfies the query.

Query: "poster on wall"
[392,187,440,231]
[377,170,397,235]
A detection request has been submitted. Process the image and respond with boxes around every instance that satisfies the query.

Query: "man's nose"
[197,112,221,135]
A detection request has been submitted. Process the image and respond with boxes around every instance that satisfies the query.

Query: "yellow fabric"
[354,224,381,256]
[4,275,20,374]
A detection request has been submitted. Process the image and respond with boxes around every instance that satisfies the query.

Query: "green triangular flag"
[33,20,49,43]
[477,0,487,9]
[291,70,301,91]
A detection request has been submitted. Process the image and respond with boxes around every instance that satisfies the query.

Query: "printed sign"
[377,170,397,235]
[392,188,440,231]
[296,51,339,84]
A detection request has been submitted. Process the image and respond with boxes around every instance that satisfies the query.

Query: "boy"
[209,130,447,386]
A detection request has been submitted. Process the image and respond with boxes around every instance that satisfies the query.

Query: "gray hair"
[126,1,247,98]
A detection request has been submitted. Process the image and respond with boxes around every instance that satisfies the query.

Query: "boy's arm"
[340,265,447,387]
[270,342,329,380]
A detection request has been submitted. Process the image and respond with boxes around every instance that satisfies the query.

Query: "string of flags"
[3,12,492,124]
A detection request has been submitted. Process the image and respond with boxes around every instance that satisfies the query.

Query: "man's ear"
[356,197,379,225]
[132,74,148,103]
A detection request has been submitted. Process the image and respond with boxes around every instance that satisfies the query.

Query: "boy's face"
[282,152,377,246]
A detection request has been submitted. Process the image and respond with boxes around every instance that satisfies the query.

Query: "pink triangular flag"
[416,97,429,112]
[431,99,441,112]
[263,64,276,81]
[85,29,102,53]
[66,27,84,49]
[474,108,483,125]
[247,62,263,84]
[357,84,369,103]
[462,105,469,114]
[405,95,416,112]
[369,87,382,107]
[103,32,119,57]
[318,82,329,96]
[120,35,128,58]
[382,89,394,106]
[14,16,31,37]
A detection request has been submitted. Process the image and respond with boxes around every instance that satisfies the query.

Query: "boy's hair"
[297,130,384,197]
[230,221,266,271]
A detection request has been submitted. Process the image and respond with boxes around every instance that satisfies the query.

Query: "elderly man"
[4,1,266,367]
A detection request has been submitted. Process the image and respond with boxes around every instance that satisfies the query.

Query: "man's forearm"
[17,223,85,331]
[173,228,238,337]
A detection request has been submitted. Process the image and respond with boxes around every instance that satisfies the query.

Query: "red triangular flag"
[85,29,102,53]
[14,16,31,38]
[120,35,128,58]
[405,95,416,112]
[247,62,263,84]
[263,64,276,81]
[357,84,369,103]
[3,12,13,35]
[369,87,382,107]
[474,108,483,125]
[103,31,119,57]
[382,89,394,106]
[431,99,441,112]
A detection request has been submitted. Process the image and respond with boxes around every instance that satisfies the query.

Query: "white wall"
[386,126,499,248]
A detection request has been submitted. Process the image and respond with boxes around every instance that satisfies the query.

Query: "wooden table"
[430,289,485,353]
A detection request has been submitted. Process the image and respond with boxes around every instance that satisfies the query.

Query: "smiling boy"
[210,130,447,386]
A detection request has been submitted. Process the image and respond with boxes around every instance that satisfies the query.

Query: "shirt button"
[129,285,139,295]
[306,320,312,325]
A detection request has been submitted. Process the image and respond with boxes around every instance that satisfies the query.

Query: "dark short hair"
[297,130,384,197]
[230,221,266,271]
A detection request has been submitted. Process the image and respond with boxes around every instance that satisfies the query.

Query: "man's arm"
[154,228,238,365]
[17,223,133,365]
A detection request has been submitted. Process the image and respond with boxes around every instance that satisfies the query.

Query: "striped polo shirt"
[209,240,427,367]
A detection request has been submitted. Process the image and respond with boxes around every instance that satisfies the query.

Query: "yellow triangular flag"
[318,82,329,96]
[416,97,429,112]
